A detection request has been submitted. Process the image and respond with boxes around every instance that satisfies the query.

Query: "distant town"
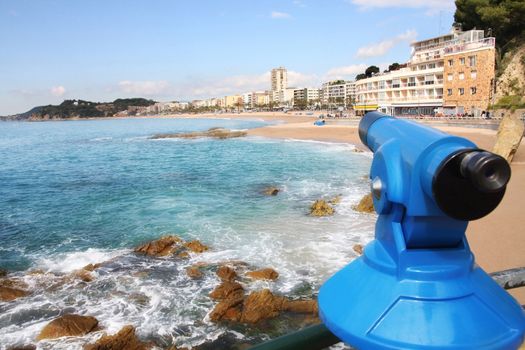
[131,26,497,119]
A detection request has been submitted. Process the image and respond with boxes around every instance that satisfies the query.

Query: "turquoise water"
[0,118,374,349]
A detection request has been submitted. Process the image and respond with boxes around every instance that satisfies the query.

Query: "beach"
[238,112,525,302]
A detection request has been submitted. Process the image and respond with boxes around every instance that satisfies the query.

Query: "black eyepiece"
[433,149,511,221]
[459,151,511,193]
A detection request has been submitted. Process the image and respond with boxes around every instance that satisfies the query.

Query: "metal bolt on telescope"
[319,112,525,349]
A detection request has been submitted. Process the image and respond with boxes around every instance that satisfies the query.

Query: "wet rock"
[0,268,7,277]
[353,244,364,256]
[309,200,334,217]
[0,286,29,302]
[209,296,244,322]
[240,289,286,323]
[134,235,183,257]
[217,266,237,281]
[37,314,98,340]
[7,345,36,350]
[186,266,203,279]
[151,128,247,140]
[184,240,209,253]
[282,299,318,314]
[493,110,525,163]
[84,325,151,350]
[74,270,94,283]
[353,193,375,213]
[177,251,190,259]
[210,281,244,301]
[246,268,279,281]
[83,263,102,272]
[262,187,280,196]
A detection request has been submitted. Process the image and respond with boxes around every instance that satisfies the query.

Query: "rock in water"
[493,110,525,163]
[151,128,247,140]
[217,266,237,281]
[209,281,244,301]
[353,193,375,213]
[282,299,318,314]
[246,268,279,281]
[37,314,98,340]
[0,268,7,277]
[134,235,182,257]
[309,200,335,217]
[7,345,36,350]
[262,187,280,196]
[0,286,29,302]
[240,289,286,323]
[353,244,364,256]
[186,266,203,279]
[184,240,209,253]
[84,325,151,350]
[328,195,342,205]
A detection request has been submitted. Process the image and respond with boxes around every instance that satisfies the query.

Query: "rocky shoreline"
[0,192,374,349]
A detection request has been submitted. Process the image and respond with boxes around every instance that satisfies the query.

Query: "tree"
[387,63,401,72]
[365,65,380,77]
[454,0,525,52]
[355,73,367,81]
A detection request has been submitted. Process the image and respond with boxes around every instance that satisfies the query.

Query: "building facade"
[354,29,495,117]
[320,80,355,107]
[271,67,288,93]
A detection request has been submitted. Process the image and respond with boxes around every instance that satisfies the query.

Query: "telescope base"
[319,246,525,349]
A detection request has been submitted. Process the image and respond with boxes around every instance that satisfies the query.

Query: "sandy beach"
[198,111,525,303]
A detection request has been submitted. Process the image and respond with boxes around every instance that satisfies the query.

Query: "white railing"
[443,37,495,55]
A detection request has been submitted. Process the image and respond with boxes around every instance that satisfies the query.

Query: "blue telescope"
[319,112,525,349]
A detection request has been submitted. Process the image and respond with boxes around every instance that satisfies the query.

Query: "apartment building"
[293,88,320,103]
[354,29,495,117]
[320,80,355,107]
[271,67,288,92]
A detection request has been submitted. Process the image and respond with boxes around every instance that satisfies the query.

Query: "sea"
[0,117,375,349]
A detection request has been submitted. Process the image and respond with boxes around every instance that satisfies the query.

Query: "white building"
[271,67,288,92]
[321,80,355,107]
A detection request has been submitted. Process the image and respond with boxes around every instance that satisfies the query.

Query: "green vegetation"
[355,65,380,81]
[329,80,346,85]
[454,0,525,53]
[492,95,525,111]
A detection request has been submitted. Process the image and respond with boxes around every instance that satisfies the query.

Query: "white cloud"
[348,0,454,11]
[326,64,368,79]
[271,11,291,19]
[293,0,306,8]
[118,80,171,96]
[50,86,66,97]
[356,30,417,58]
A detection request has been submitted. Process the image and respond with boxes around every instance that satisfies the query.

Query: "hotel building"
[354,29,495,117]
[320,80,356,107]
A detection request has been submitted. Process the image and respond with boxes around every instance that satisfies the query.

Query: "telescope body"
[319,112,525,349]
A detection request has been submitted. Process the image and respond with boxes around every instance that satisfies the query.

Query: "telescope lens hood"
[359,112,393,150]
[433,149,510,221]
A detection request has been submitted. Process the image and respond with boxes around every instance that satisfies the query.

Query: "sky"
[0,0,456,115]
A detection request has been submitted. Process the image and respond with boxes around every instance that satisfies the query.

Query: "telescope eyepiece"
[433,149,511,221]
[459,151,511,193]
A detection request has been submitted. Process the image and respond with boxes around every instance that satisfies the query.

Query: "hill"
[1,98,156,121]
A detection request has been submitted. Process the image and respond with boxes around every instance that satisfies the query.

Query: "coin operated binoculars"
[319,112,525,349]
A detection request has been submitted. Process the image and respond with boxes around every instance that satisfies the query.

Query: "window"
[459,72,465,80]
[408,77,416,87]
[392,79,400,88]
[459,88,464,95]
[471,87,477,95]
[469,55,477,66]
[428,63,436,69]
[471,70,477,79]
[460,57,465,65]
[424,75,434,85]
[378,81,385,89]
[448,59,454,66]
[447,73,453,81]
[447,89,452,96]
[419,65,426,70]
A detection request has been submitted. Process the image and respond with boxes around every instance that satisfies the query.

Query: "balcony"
[443,37,495,55]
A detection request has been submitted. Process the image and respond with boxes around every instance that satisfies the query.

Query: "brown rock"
[184,240,209,253]
[353,193,375,213]
[282,299,318,314]
[353,244,364,255]
[309,200,334,217]
[209,296,244,322]
[84,325,151,350]
[240,289,286,323]
[216,266,237,281]
[37,314,98,340]
[186,266,203,279]
[328,195,342,205]
[262,187,280,196]
[209,281,244,301]
[134,235,183,257]
[151,128,247,140]
[83,263,102,272]
[177,251,190,259]
[74,270,94,283]
[246,268,279,281]
[493,110,525,163]
[0,268,7,277]
[0,286,29,301]
[7,345,36,350]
